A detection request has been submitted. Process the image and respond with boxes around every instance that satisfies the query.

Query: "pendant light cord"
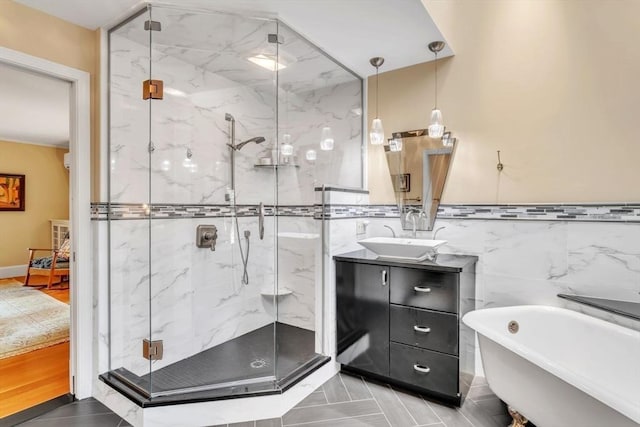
[375,65,379,118]
[434,52,438,109]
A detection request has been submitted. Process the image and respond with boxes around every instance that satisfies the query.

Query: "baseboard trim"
[0,265,27,279]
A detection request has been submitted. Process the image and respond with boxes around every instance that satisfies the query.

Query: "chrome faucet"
[405,211,418,238]
[432,226,446,240]
[417,210,427,229]
[383,225,396,238]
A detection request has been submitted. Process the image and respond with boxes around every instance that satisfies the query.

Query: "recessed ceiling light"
[247,54,287,71]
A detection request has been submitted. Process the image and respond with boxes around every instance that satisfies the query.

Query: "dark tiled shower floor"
[109,322,321,397]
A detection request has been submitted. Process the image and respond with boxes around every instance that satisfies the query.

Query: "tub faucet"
[383,225,396,238]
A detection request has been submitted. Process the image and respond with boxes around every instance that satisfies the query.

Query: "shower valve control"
[197,225,218,251]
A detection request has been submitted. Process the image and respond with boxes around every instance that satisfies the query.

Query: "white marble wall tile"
[94,221,110,375]
[481,274,572,308]
[481,221,568,281]
[278,79,363,206]
[94,380,143,427]
[564,222,640,301]
[109,33,151,204]
[109,220,152,376]
[276,217,318,330]
[323,190,370,205]
[149,216,276,371]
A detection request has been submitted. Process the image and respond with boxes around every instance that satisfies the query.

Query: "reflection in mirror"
[384,129,456,232]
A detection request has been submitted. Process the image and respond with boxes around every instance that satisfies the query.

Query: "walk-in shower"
[103,3,363,405]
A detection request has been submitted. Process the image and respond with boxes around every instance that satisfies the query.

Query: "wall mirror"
[384,129,456,231]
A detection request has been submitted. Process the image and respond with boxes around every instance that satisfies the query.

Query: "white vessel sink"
[357,237,447,262]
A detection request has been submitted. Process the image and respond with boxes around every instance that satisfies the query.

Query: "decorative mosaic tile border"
[91,203,640,222]
[91,203,312,220]
[316,204,399,219]
[437,204,640,222]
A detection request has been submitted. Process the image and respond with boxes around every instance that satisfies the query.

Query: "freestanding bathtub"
[463,306,640,427]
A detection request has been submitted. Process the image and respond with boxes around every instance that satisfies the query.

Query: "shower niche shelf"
[277,232,319,240]
[253,164,300,169]
[260,287,293,297]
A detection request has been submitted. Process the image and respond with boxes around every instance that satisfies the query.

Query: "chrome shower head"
[230,136,266,151]
[225,113,235,122]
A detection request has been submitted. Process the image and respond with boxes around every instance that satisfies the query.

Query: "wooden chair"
[25,236,70,289]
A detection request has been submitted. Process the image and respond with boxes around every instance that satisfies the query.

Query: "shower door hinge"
[144,20,162,31]
[143,79,164,100]
[143,339,164,360]
[268,33,284,44]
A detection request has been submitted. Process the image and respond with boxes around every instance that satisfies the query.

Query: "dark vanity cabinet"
[335,250,477,406]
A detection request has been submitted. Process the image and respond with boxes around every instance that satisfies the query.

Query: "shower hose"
[234,213,250,285]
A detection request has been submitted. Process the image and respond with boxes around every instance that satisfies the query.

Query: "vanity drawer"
[390,343,458,397]
[390,305,458,355]
[390,267,458,313]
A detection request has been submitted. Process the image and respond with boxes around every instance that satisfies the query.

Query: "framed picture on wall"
[0,173,25,211]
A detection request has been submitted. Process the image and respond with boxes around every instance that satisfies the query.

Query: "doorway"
[0,61,71,418]
[0,46,92,422]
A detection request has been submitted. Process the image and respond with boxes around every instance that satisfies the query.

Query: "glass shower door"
[146,5,279,397]
[107,6,153,395]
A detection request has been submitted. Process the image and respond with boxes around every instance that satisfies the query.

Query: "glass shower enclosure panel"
[146,6,278,396]
[108,8,153,392]
[106,4,361,402]
[275,23,363,367]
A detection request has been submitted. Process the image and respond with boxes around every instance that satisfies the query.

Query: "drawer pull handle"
[381,269,388,286]
[413,325,431,333]
[414,286,432,293]
[413,364,431,374]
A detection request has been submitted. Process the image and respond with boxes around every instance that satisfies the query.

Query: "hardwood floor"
[0,276,70,418]
[0,343,70,418]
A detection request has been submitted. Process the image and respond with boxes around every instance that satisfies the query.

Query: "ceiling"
[14,0,453,77]
[5,0,450,147]
[0,62,70,148]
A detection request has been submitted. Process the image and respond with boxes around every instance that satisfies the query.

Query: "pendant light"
[428,41,445,138]
[320,127,334,151]
[369,57,385,145]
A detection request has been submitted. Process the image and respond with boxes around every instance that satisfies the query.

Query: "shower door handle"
[259,202,265,240]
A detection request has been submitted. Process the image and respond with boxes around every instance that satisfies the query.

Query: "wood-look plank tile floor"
[15,374,511,427]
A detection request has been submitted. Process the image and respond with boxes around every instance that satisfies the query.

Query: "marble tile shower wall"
[276,217,319,330]
[109,21,361,375]
[110,31,279,374]
[276,79,363,206]
[110,216,277,375]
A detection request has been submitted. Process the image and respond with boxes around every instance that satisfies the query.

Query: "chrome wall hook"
[497,150,504,172]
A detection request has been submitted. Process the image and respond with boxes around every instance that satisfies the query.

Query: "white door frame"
[0,46,93,399]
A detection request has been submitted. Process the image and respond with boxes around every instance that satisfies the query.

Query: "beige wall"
[0,140,69,266]
[368,0,640,204]
[0,0,100,200]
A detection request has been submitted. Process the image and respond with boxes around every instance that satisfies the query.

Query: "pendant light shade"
[427,41,446,138]
[370,118,385,145]
[369,57,385,145]
[389,137,403,152]
[320,127,334,151]
[281,133,293,156]
[428,109,444,138]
